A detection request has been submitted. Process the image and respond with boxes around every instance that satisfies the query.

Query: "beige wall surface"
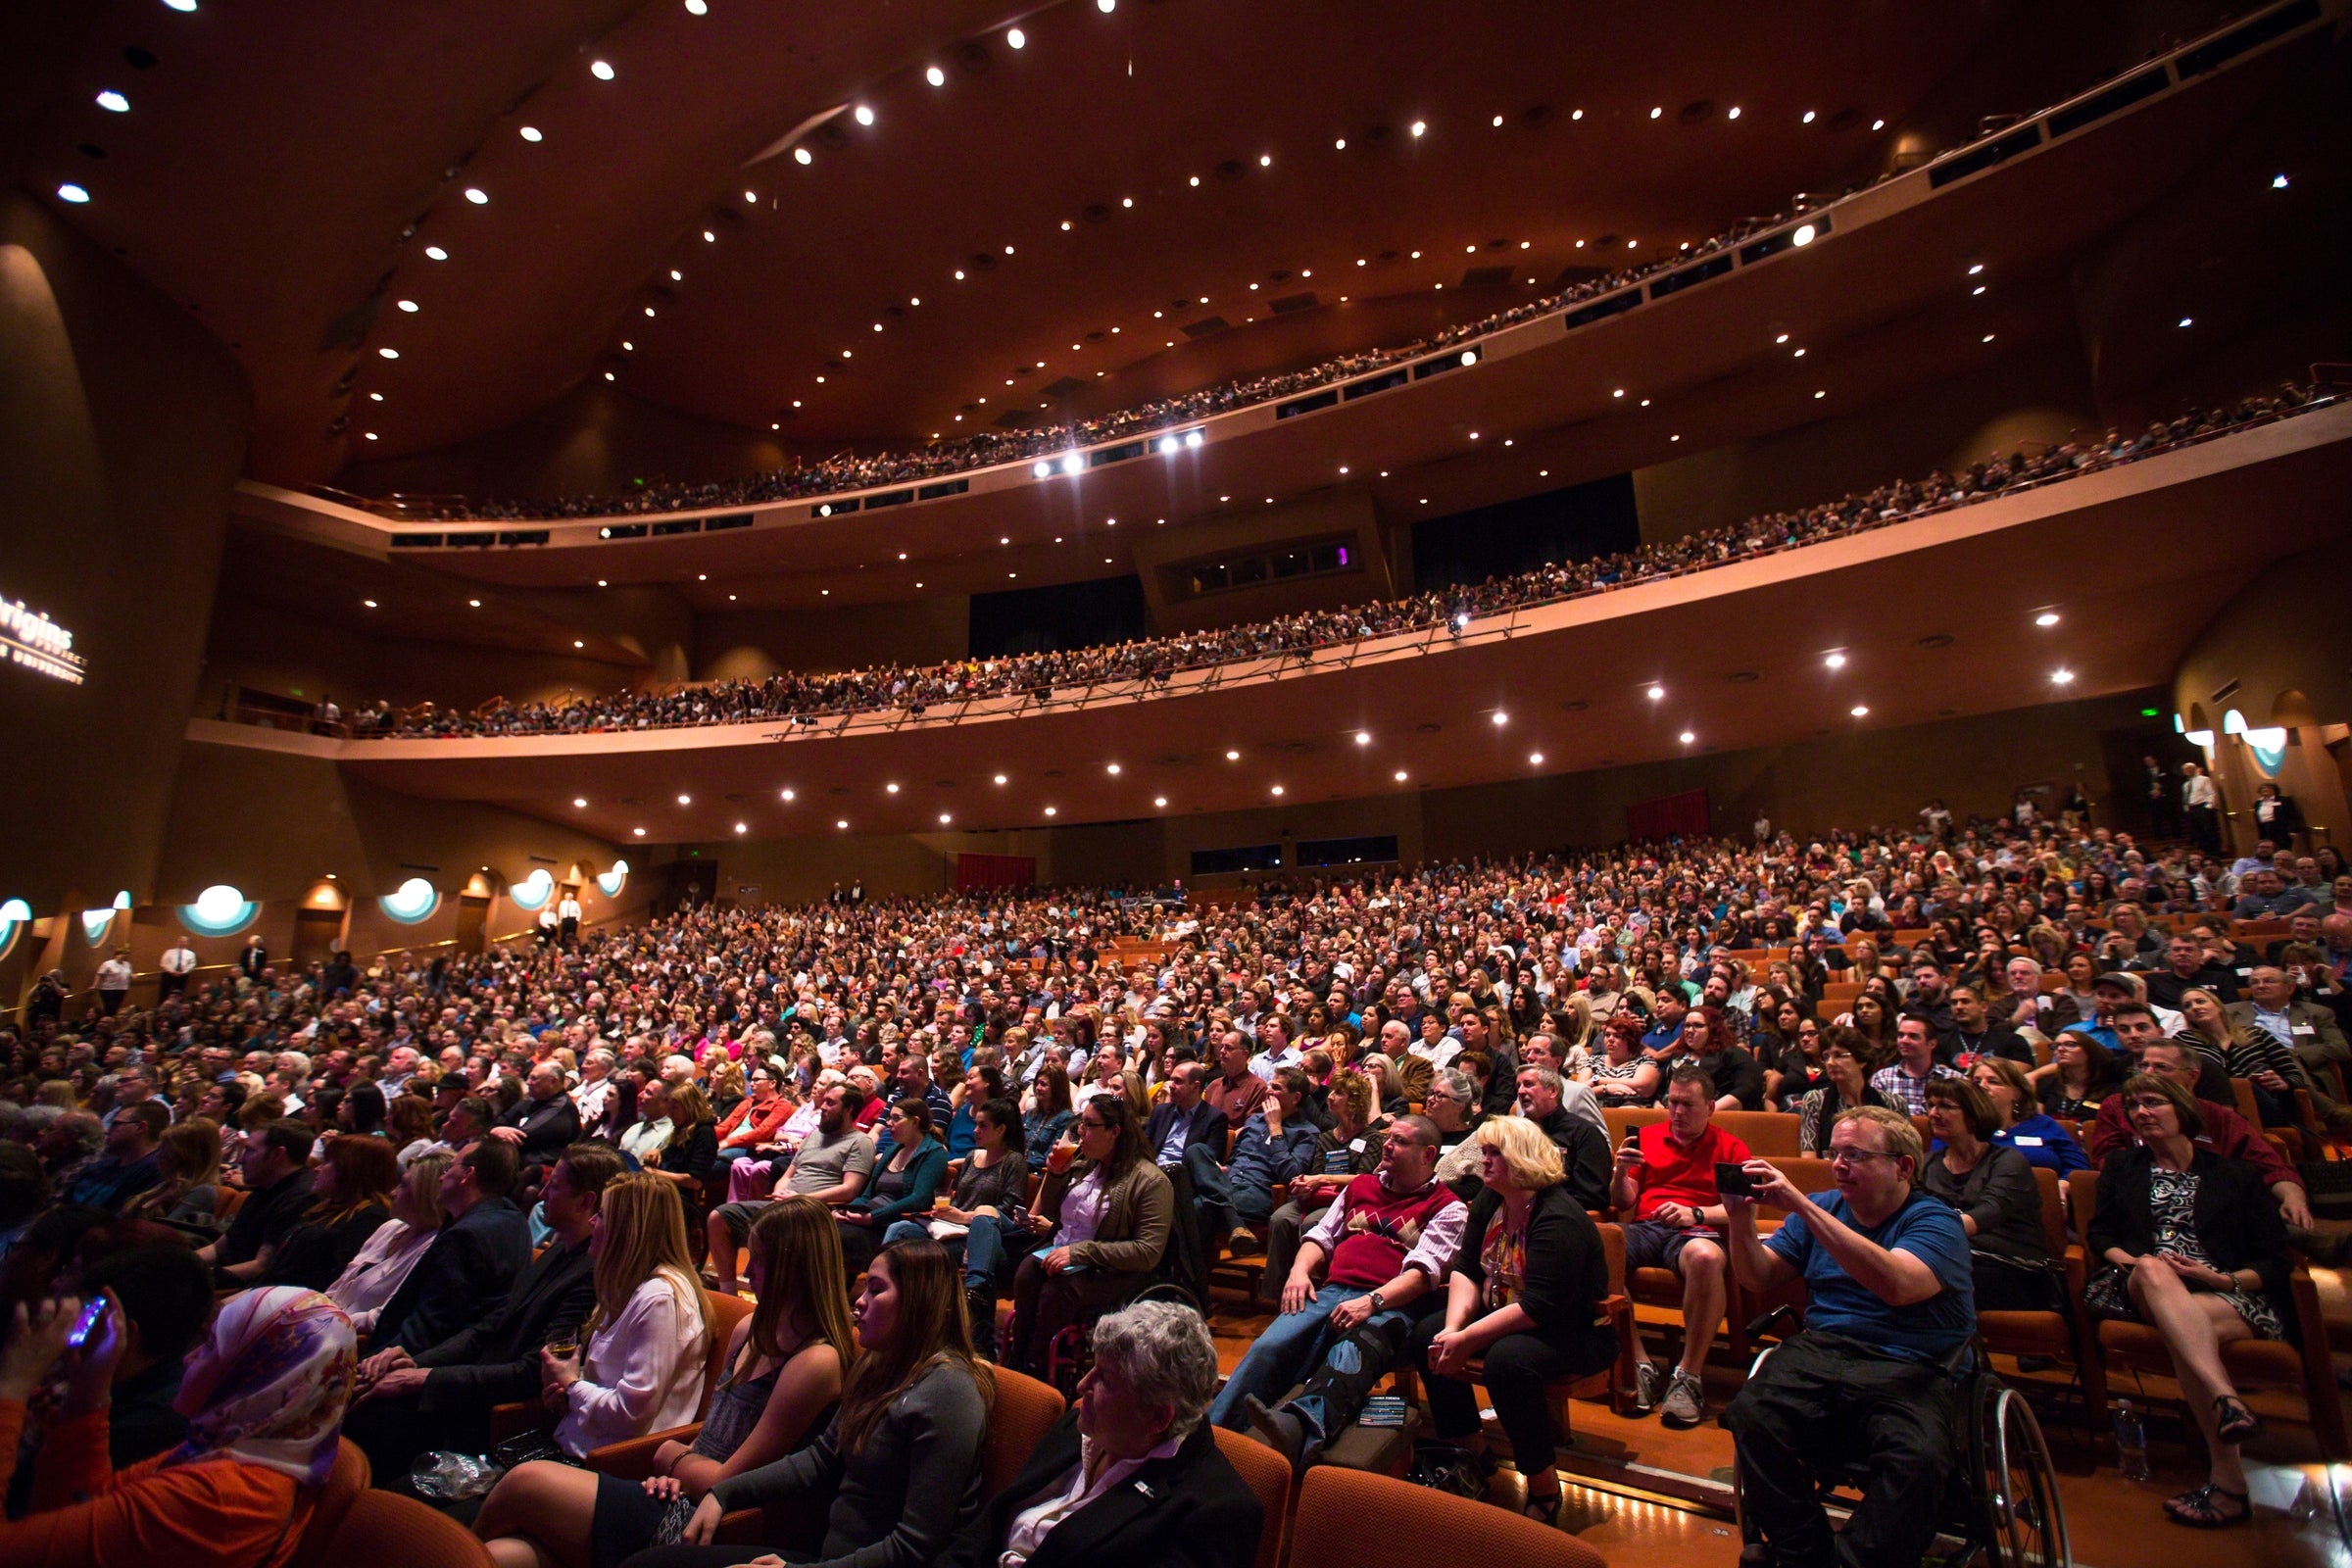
[693,595,972,683]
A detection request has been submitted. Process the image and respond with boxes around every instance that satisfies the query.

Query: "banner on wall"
[1626,788,1709,844]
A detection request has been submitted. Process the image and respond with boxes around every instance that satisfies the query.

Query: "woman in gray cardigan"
[635,1239,993,1568]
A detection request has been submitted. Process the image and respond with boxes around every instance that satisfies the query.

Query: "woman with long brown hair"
[478,1195,858,1568]
[260,1132,395,1292]
[655,1238,993,1568]
[543,1172,712,1458]
[122,1116,224,1231]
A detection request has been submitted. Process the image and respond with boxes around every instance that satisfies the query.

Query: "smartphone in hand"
[67,1298,109,1349]
[1713,1161,1759,1200]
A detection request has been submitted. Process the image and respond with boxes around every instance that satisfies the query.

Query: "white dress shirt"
[556,1267,709,1456]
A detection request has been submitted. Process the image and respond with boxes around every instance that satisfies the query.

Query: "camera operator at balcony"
[1719,1105,1976,1568]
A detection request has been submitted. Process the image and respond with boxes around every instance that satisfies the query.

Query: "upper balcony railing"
[290,0,2331,551]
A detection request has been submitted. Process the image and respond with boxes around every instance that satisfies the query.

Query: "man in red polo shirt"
[1612,1064,1750,1429]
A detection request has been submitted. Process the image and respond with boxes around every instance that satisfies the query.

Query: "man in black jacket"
[1937,985,2034,1067]
[368,1136,532,1354]
[493,1060,583,1177]
[931,1300,1260,1568]
[1514,1065,1611,1211]
[1143,1063,1229,1171]
[345,1142,621,1477]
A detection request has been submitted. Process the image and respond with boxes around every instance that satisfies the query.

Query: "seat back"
[1210,1425,1295,1568]
[1289,1465,1607,1568]
[285,1439,370,1568]
[981,1365,1067,1497]
[1712,1111,1799,1157]
[1762,1156,1836,1209]
[318,1489,494,1568]
[1602,1106,1665,1150]
[2064,1168,2099,1249]
[698,1291,757,1420]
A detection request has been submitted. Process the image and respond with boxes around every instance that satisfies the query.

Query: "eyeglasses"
[1828,1147,1896,1167]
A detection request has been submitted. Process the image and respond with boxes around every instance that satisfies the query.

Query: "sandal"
[2164,1483,2251,1528]
[2213,1395,2262,1446]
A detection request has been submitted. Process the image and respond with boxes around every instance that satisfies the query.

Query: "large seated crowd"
[7,808,2352,1564]
[328,377,2333,741]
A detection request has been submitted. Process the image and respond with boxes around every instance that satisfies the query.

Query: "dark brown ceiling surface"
[298,405,2352,842]
[29,0,2044,488]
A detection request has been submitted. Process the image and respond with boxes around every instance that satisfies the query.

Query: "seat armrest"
[584,1423,704,1478]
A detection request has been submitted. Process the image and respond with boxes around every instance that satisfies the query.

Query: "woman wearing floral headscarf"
[0,1285,357,1568]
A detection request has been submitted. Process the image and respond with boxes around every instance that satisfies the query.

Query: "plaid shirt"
[1869,1060,1965,1116]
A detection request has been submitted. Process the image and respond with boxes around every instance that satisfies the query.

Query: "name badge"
[1349,1137,1367,1152]
[2237,967,2255,977]
[2013,1135,2043,1147]
[2294,1024,2316,1035]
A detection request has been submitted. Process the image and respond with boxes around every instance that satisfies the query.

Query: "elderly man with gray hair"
[933,1299,1263,1568]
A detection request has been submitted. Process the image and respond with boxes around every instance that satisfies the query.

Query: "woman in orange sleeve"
[0,1285,356,1568]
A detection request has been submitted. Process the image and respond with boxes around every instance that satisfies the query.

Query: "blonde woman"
[1553,994,1597,1078]
[477,1196,857,1568]
[1412,1116,1615,1521]
[542,1172,712,1456]
[327,1152,451,1334]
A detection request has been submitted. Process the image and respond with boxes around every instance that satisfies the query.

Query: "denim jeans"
[880,1211,1016,1293]
[1185,1142,1274,1241]
[1207,1282,1409,1430]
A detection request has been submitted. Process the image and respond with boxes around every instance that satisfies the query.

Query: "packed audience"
[5,807,2349,1559]
[329,377,2334,739]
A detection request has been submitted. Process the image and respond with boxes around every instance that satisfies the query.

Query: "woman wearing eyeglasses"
[2084,1073,2291,1529]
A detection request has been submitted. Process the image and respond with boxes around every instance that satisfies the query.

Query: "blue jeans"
[1206,1282,1408,1430]
[880,1212,1015,1292]
[1185,1143,1274,1239]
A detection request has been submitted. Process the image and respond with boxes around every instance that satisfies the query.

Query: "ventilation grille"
[1181,316,1231,338]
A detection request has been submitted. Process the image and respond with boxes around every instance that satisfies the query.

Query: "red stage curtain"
[956,853,1036,891]
[1625,788,1709,843]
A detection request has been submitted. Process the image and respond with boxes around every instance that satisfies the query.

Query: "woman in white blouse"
[541,1170,712,1457]
[324,1152,449,1335]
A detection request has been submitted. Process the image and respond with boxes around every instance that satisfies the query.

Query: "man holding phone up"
[1720,1105,1975,1568]
[1611,1064,1750,1429]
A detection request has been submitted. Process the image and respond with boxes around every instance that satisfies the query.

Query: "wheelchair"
[1730,1311,2071,1568]
[1040,1274,1201,1398]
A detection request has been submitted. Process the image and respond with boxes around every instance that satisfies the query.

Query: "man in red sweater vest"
[1208,1115,1466,1460]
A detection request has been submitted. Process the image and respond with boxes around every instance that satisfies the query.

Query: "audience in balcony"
[320,381,2332,742]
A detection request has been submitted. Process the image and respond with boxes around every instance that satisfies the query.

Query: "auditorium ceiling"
[18,0,2135,485]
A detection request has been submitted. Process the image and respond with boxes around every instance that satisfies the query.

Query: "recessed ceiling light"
[1226,749,1241,761]
[676,793,692,805]
[1097,0,1114,11]
[836,818,850,830]
[2050,669,2075,685]
[463,186,489,204]
[1825,652,1847,669]
[1972,285,1986,296]
[1792,223,1816,246]
[2035,612,2060,627]
[518,124,542,142]
[95,90,130,113]
[1801,110,1817,123]
[1190,175,1200,186]
[395,299,418,314]
[572,797,587,808]
[1647,684,1665,700]
[1410,121,1427,137]
[1153,797,1167,808]
[467,598,480,608]
[853,104,875,127]
[1814,389,1826,399]
[703,230,715,241]
[1044,806,1057,816]
[1106,762,1121,775]
[1530,752,1544,765]
[782,788,796,801]
[938,812,952,825]
[1270,785,1285,796]
[1395,770,1408,782]
[1006,26,1025,47]
[1491,711,1507,726]
[2178,317,2193,328]
[1727,106,1740,119]
[994,773,1007,785]
[885,782,900,794]
[1492,114,1504,127]
[733,821,749,834]
[1650,106,1663,119]
[1872,119,1886,131]
[685,0,707,13]
[424,245,448,260]
[362,599,377,609]
[363,431,378,440]
[572,639,584,649]
[634,827,646,837]
[590,60,614,80]
[925,65,946,86]
[1354,731,1371,746]
[794,147,812,165]
[596,578,608,586]
[1679,730,1696,744]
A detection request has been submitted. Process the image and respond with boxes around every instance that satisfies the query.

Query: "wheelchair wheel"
[1974,1380,2071,1568]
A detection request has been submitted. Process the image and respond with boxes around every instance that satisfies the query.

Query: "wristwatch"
[1367,1290,1388,1313]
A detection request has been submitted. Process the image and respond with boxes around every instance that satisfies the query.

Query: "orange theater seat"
[1288,1464,1608,1568]
[318,1489,494,1568]
[1211,1425,1296,1568]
